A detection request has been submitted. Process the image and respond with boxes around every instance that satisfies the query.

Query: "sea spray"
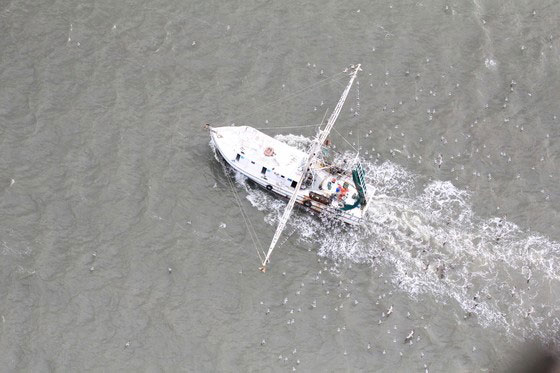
[232,134,560,341]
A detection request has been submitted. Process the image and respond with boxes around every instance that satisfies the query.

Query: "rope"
[217,70,350,127]
[254,123,320,130]
[332,126,359,152]
[223,168,266,262]
[228,176,264,262]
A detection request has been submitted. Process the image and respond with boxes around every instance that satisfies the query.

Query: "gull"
[404,330,414,343]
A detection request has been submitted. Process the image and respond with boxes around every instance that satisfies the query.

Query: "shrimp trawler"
[208,64,373,271]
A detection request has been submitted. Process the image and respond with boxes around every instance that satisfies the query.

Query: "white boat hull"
[211,126,370,225]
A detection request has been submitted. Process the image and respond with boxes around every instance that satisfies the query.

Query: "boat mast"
[259,64,361,272]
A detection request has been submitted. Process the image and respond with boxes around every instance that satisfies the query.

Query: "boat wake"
[239,134,560,342]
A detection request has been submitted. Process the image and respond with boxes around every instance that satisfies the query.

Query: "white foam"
[222,135,560,341]
[484,58,497,69]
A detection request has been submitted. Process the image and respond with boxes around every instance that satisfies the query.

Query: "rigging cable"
[222,164,266,262]
[254,123,320,130]
[216,69,349,127]
[332,126,359,153]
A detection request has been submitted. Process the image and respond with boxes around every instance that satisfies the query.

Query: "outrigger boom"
[259,64,362,272]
